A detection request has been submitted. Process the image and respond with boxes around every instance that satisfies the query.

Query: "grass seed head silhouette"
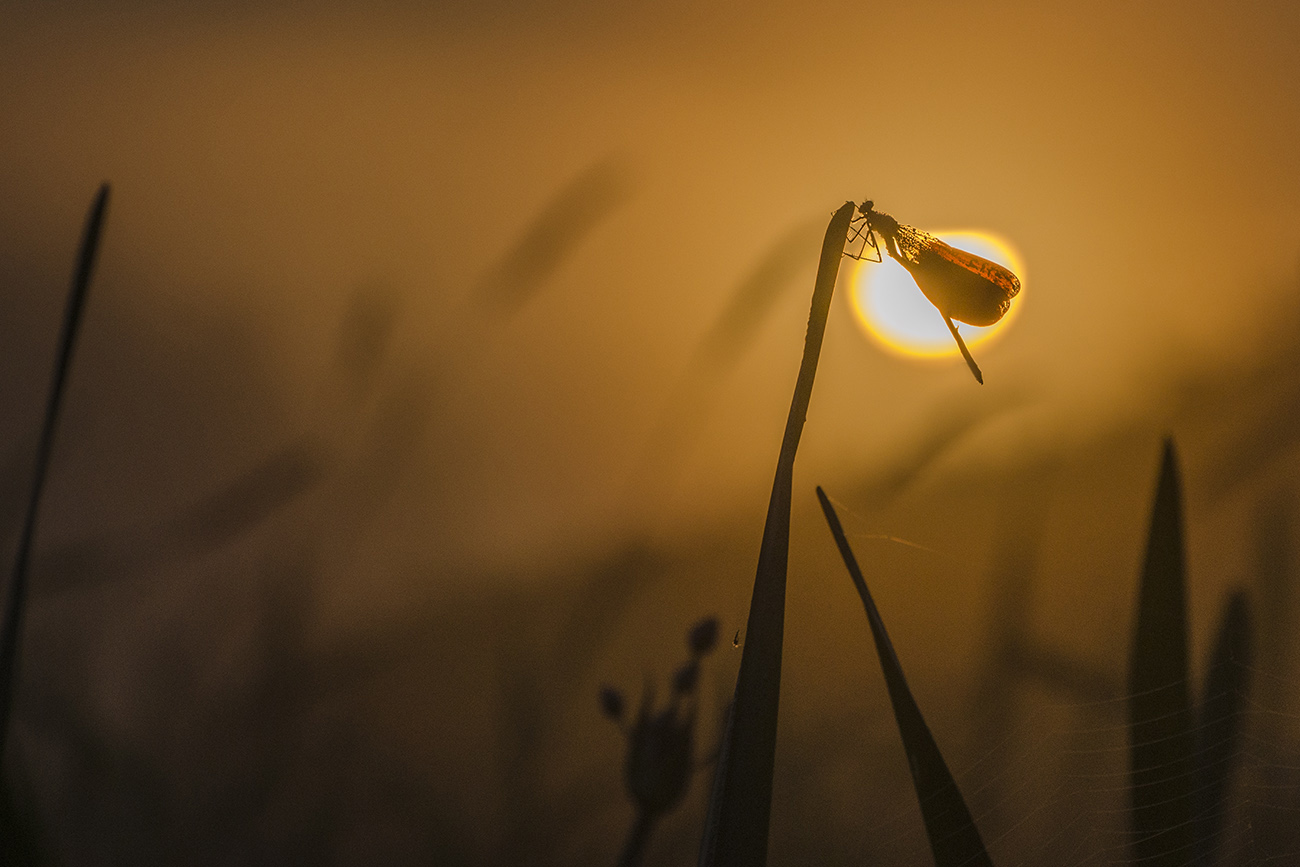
[601,616,720,866]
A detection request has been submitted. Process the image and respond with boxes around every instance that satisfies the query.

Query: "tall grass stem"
[0,183,109,771]
[698,201,854,867]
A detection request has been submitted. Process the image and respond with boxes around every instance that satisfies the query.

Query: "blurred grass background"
[2,1,1300,863]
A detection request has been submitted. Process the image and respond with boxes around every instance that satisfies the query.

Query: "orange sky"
[4,1,1298,572]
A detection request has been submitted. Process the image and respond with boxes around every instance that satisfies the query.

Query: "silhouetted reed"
[0,184,109,865]
[474,157,636,317]
[633,219,825,509]
[0,184,109,770]
[1128,440,1252,867]
[817,486,993,867]
[698,200,855,867]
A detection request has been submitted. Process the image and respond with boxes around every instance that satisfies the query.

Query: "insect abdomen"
[905,244,1019,327]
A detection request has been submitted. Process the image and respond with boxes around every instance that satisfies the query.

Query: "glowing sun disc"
[849,231,1025,359]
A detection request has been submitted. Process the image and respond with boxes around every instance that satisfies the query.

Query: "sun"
[848,231,1025,358]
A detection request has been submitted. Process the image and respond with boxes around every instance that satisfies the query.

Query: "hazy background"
[3,1,1300,863]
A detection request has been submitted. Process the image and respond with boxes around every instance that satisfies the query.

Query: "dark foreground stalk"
[1127,440,1194,867]
[618,811,656,867]
[698,201,855,867]
[816,486,993,867]
[0,184,110,770]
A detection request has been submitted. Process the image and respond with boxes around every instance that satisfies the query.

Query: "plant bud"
[687,617,719,656]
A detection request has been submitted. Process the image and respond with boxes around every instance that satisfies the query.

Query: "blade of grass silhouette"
[475,156,636,317]
[0,443,38,549]
[0,183,109,772]
[1128,439,1195,867]
[942,313,983,385]
[816,486,995,867]
[170,443,325,549]
[636,220,824,500]
[698,201,854,867]
[1195,590,1251,867]
[1008,644,1116,703]
[1247,485,1294,861]
[334,287,396,398]
[28,442,325,598]
[853,390,1026,504]
[692,220,827,367]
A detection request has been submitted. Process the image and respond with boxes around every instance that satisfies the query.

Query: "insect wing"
[928,240,1020,301]
[902,243,1019,327]
[907,239,1020,327]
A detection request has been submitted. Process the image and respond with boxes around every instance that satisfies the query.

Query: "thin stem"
[618,811,656,867]
[0,184,109,770]
[699,201,855,867]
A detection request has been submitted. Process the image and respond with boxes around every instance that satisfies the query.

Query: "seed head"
[687,617,719,656]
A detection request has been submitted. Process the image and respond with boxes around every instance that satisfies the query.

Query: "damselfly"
[846,201,1021,384]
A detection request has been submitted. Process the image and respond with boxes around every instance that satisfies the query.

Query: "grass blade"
[0,183,109,771]
[1195,590,1251,866]
[698,201,855,867]
[169,443,325,549]
[635,220,824,497]
[690,219,827,371]
[475,157,635,316]
[1128,439,1195,867]
[816,487,994,867]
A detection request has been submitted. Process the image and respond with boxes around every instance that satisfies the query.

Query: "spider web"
[826,659,1300,867]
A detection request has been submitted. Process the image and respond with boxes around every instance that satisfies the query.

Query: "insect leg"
[844,214,878,260]
[863,227,881,262]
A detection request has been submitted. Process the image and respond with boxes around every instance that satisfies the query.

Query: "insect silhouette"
[845,200,1021,384]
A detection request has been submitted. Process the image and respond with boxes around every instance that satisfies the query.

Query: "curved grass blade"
[169,442,325,549]
[636,220,824,494]
[690,219,826,371]
[1195,590,1251,867]
[853,390,1026,504]
[475,156,636,316]
[1128,439,1195,867]
[28,441,325,598]
[0,183,110,771]
[816,486,994,867]
[698,201,855,867]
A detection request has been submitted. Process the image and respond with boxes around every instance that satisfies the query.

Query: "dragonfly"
[845,200,1021,384]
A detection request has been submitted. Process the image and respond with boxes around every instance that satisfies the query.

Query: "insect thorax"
[890,222,935,266]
